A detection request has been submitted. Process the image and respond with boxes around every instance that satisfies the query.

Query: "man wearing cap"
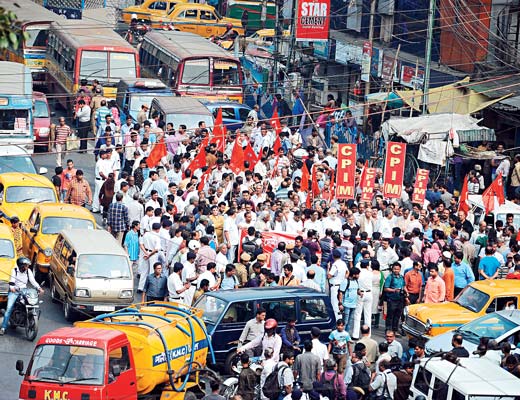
[137,222,162,292]
[137,104,149,126]
[234,253,250,287]
[328,249,348,319]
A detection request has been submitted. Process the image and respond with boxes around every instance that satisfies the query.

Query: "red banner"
[295,0,330,42]
[336,144,357,200]
[383,142,406,198]
[360,166,377,202]
[412,169,429,204]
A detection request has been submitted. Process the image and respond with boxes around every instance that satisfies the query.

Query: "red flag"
[187,146,207,172]
[229,138,244,174]
[270,108,282,135]
[492,172,505,205]
[270,156,280,178]
[458,175,470,214]
[243,143,258,170]
[198,168,211,191]
[146,136,167,168]
[272,135,281,153]
[210,108,226,153]
[482,173,505,215]
[482,184,494,216]
[301,162,310,192]
[311,164,320,196]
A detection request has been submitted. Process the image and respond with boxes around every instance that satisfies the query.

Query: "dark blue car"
[202,101,252,131]
[193,287,335,373]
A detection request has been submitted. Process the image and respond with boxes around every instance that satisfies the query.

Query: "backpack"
[351,363,371,392]
[242,237,259,255]
[262,364,288,400]
[319,372,338,400]
[337,279,351,301]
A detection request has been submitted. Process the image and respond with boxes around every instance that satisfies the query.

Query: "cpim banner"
[383,142,407,198]
[336,144,357,200]
[412,169,429,203]
[295,0,331,42]
[360,166,377,202]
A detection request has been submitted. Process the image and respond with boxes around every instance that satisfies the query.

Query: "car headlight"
[75,288,90,297]
[43,248,52,257]
[38,127,50,136]
[425,318,432,331]
[119,289,133,299]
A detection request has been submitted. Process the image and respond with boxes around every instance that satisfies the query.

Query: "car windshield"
[165,114,213,134]
[34,100,49,118]
[27,344,104,385]
[470,397,519,400]
[194,294,228,325]
[129,94,166,113]
[77,254,131,279]
[455,286,490,313]
[0,239,14,258]
[0,156,37,174]
[5,186,56,203]
[457,313,519,344]
[41,217,95,235]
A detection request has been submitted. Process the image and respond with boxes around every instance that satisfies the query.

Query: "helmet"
[17,257,31,269]
[264,318,277,330]
[226,23,233,30]
[131,13,138,19]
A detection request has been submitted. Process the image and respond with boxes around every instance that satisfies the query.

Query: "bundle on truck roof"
[17,302,214,400]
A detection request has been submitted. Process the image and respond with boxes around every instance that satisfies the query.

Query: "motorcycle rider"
[0,257,44,335]
[237,318,282,361]
[219,23,236,41]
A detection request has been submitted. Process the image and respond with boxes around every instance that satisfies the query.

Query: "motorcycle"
[124,21,150,45]
[6,287,42,341]
[208,34,236,51]
[221,354,263,400]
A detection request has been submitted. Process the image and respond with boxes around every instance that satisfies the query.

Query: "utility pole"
[363,0,376,132]
[272,0,283,94]
[422,0,435,114]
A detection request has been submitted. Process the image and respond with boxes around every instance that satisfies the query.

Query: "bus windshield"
[109,53,137,80]
[213,59,241,86]
[80,51,136,82]
[25,26,49,48]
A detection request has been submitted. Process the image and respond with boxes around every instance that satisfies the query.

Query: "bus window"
[80,51,108,80]
[25,27,48,48]
[182,59,209,84]
[110,53,137,80]
[213,60,240,85]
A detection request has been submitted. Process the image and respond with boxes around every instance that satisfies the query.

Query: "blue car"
[193,286,336,373]
[202,101,252,131]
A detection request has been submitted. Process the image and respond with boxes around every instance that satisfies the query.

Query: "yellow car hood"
[408,302,478,326]
[0,258,15,283]
[1,203,39,222]
[35,234,57,252]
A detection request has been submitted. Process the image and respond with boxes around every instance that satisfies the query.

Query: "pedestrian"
[92,150,114,213]
[75,99,91,153]
[338,267,359,334]
[328,319,352,374]
[99,173,116,222]
[280,318,301,357]
[328,249,348,320]
[294,340,320,392]
[167,262,190,301]
[392,362,414,400]
[369,360,397,399]
[54,117,72,167]
[137,222,162,292]
[277,351,296,399]
[237,353,257,400]
[404,261,423,305]
[124,220,140,274]
[450,333,470,357]
[238,308,266,357]
[202,381,226,400]
[383,263,406,334]
[353,259,373,339]
[423,265,446,303]
[142,262,167,302]
[107,192,129,245]
[385,331,403,359]
[357,325,378,368]
[310,327,329,371]
[452,251,475,296]
[10,216,23,257]
[60,159,77,202]
[64,169,92,207]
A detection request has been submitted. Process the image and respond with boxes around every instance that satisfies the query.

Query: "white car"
[0,145,47,175]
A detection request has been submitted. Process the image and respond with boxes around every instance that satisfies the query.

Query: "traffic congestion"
[0,0,519,399]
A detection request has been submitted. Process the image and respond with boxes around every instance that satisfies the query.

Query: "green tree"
[0,6,29,49]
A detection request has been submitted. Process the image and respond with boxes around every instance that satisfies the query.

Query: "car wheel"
[63,298,75,322]
[224,351,239,375]
[50,278,59,304]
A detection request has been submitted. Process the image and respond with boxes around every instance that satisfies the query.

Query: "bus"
[139,30,244,103]
[0,62,34,152]
[46,19,140,110]
[0,0,61,86]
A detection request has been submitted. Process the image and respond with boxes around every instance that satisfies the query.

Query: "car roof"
[33,91,47,101]
[470,279,520,295]
[0,172,53,187]
[0,145,32,157]
[468,194,520,215]
[33,204,96,222]
[204,286,325,302]
[152,96,213,115]
[421,357,520,395]
[173,3,219,11]
[58,229,128,255]
[201,100,251,109]
[494,309,520,323]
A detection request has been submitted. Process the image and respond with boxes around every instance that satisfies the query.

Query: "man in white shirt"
[369,360,397,399]
[224,209,239,263]
[321,208,343,234]
[92,150,115,213]
[376,238,399,277]
[310,327,329,370]
[168,262,190,301]
[127,193,144,224]
[145,190,162,211]
[328,249,348,320]
[352,260,373,339]
[137,223,162,292]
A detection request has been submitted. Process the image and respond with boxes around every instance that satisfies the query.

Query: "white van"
[468,194,520,228]
[409,357,520,400]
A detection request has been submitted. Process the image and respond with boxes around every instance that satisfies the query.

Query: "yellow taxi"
[0,224,17,303]
[0,173,58,225]
[120,0,187,23]
[148,3,244,37]
[22,204,96,281]
[402,279,520,340]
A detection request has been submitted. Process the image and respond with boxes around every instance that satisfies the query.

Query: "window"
[25,27,48,48]
[239,107,251,121]
[5,186,56,203]
[34,100,50,118]
[455,286,490,313]
[261,300,296,323]
[213,59,240,86]
[77,255,131,279]
[0,239,15,258]
[182,59,209,85]
[42,217,94,235]
[80,51,108,80]
[149,1,167,10]
[431,377,448,400]
[109,346,131,381]
[200,10,216,20]
[452,389,465,400]
[221,108,235,119]
[109,52,137,80]
[414,366,431,395]
[300,298,329,321]
[184,9,198,18]
[54,236,65,254]
[221,301,254,324]
[60,241,72,264]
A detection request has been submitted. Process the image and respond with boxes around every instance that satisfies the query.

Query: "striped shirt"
[55,124,72,144]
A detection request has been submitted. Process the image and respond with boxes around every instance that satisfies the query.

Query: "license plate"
[93,305,115,312]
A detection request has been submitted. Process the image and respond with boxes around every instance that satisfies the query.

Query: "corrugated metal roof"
[467,75,520,98]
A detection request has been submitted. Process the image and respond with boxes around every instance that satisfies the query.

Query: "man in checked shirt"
[107,192,130,245]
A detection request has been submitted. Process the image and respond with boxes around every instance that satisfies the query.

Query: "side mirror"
[111,364,121,377]
[30,226,38,234]
[39,167,48,175]
[50,111,56,117]
[66,266,74,275]
[16,360,24,376]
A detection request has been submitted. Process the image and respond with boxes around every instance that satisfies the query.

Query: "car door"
[58,240,74,298]
[173,8,199,33]
[214,300,255,350]
[106,346,136,400]
[22,209,39,259]
[298,296,335,342]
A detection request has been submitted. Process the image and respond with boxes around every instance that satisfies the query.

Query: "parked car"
[49,229,134,321]
[32,91,53,152]
[0,224,17,304]
[148,3,244,37]
[409,356,520,400]
[0,145,47,175]
[149,96,214,133]
[193,286,335,374]
[202,100,251,131]
[425,310,520,355]
[0,173,57,224]
[22,204,97,282]
[468,194,520,230]
[120,0,187,23]
[402,279,520,340]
